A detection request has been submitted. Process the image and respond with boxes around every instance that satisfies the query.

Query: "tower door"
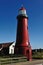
[26,50,29,61]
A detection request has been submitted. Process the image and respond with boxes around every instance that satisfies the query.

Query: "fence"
[0,57,27,65]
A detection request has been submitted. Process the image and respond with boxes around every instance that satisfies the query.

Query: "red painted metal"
[14,7,32,61]
[19,7,26,10]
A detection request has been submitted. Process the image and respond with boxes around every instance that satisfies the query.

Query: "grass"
[1,52,43,65]
[32,52,43,59]
[0,56,27,65]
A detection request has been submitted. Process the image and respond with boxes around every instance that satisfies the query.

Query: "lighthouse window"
[19,10,26,15]
[27,26,28,29]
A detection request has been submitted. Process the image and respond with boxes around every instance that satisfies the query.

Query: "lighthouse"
[14,7,32,61]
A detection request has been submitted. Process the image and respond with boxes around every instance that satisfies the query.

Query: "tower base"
[14,46,32,61]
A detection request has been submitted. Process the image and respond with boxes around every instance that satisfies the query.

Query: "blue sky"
[0,0,43,49]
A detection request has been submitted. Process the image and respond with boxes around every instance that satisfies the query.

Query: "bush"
[32,52,43,59]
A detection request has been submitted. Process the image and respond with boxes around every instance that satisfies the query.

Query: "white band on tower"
[19,10,26,15]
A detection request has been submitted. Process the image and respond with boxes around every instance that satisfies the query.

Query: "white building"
[9,42,15,54]
[0,41,15,55]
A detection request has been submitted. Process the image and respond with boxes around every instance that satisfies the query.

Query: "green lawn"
[0,56,27,65]
[0,52,43,65]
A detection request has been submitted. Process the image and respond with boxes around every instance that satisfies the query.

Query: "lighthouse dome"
[19,7,26,15]
[18,7,28,17]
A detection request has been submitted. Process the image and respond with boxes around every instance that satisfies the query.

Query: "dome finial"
[19,5,26,10]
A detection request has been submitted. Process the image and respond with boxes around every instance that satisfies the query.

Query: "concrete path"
[6,59,43,65]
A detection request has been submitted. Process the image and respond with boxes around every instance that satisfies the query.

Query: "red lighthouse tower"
[15,7,32,61]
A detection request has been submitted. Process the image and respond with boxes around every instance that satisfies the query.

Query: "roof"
[19,7,26,10]
[0,41,14,48]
